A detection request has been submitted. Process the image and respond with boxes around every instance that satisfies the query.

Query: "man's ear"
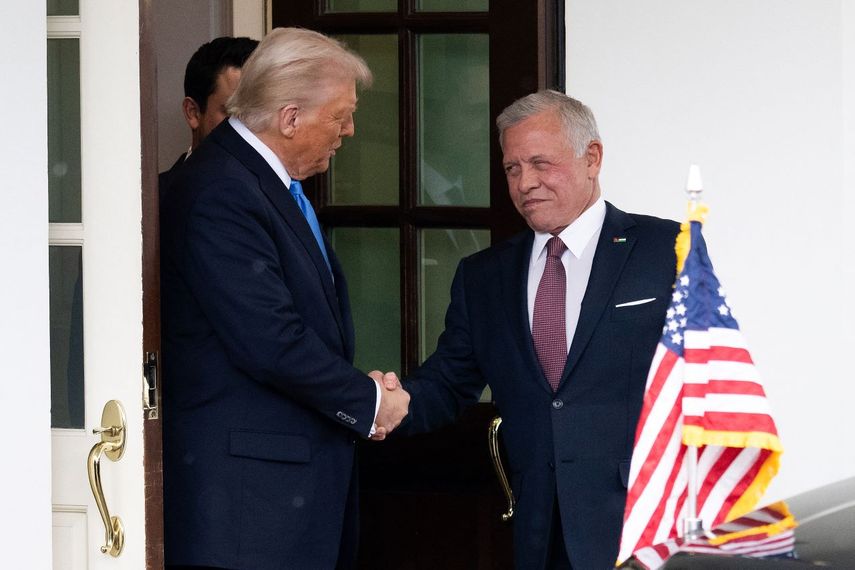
[182,97,202,130]
[585,140,603,178]
[279,104,299,138]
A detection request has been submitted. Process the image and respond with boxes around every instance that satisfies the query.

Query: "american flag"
[617,218,785,566]
[629,502,796,568]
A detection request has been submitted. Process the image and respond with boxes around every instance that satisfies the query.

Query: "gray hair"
[227,27,372,132]
[496,89,601,157]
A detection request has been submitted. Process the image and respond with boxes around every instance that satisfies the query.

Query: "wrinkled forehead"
[306,76,358,111]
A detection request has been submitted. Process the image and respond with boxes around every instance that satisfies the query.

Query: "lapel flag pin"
[613,237,627,243]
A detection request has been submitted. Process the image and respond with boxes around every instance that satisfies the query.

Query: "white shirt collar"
[531,197,606,261]
[228,116,293,189]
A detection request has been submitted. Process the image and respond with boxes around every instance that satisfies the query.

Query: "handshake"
[367,370,410,441]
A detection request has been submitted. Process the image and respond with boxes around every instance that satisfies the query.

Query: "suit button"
[552,399,563,410]
[548,461,555,470]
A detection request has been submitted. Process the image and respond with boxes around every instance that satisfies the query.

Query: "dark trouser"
[545,501,572,569]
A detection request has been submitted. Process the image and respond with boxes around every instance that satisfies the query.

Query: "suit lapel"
[500,232,555,395]
[559,202,637,385]
[329,245,356,361]
[210,122,347,344]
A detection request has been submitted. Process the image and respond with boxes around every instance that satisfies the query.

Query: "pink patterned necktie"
[532,236,568,391]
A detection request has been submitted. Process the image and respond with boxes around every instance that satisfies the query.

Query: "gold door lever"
[488,416,515,521]
[87,400,126,557]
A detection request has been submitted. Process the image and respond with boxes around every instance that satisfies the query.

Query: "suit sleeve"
[402,258,486,434]
[181,179,377,436]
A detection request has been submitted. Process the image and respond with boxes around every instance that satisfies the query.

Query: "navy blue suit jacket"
[158,152,186,202]
[160,120,376,569]
[404,203,680,569]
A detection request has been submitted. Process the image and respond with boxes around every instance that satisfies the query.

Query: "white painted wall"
[154,0,231,171]
[0,2,52,567]
[232,0,267,40]
[567,0,855,501]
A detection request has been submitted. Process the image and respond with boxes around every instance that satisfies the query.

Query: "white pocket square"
[615,297,656,308]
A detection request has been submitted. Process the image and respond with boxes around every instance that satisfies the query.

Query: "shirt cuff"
[369,377,383,437]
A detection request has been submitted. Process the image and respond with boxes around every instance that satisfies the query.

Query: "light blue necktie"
[289,180,331,272]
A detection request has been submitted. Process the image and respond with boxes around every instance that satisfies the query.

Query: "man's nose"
[341,116,355,138]
[518,166,539,192]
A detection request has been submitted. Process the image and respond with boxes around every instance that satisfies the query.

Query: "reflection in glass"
[326,0,396,13]
[48,39,82,223]
[416,0,487,12]
[50,246,84,429]
[331,35,399,205]
[418,34,490,207]
[419,228,489,360]
[331,228,401,373]
[47,0,79,16]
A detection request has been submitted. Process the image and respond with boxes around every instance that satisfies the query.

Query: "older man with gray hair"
[161,27,409,570]
[394,89,680,568]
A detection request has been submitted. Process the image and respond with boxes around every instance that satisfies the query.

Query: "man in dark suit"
[390,90,680,569]
[158,36,258,198]
[160,28,409,570]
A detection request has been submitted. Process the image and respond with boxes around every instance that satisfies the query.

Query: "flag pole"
[683,164,705,541]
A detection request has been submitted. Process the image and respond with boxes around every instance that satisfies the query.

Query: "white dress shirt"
[228,116,383,432]
[527,198,606,354]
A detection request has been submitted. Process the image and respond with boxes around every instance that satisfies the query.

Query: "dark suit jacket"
[160,120,376,570]
[158,152,186,201]
[403,203,680,570]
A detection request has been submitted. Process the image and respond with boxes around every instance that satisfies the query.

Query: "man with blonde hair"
[161,27,409,570]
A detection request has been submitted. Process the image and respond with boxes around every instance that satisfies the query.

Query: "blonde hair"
[496,89,600,157]
[227,27,372,132]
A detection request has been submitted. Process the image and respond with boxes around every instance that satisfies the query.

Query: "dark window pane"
[47,0,79,16]
[418,34,490,207]
[331,228,401,373]
[419,228,489,360]
[325,0,396,13]
[50,246,84,429]
[48,39,82,223]
[416,0,487,12]
[331,34,399,205]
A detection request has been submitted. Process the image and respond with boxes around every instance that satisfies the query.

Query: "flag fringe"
[708,512,797,545]
[726,450,782,522]
[675,203,709,274]
[682,426,784,452]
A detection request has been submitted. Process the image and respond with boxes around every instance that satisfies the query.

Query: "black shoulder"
[628,212,681,236]
[460,229,529,268]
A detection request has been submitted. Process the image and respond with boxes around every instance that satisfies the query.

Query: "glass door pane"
[325,0,396,12]
[47,38,82,223]
[331,228,401,373]
[418,34,490,207]
[419,228,489,360]
[47,0,79,16]
[416,0,488,12]
[49,246,84,428]
[331,34,399,205]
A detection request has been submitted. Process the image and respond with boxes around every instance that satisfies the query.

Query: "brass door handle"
[488,416,514,521]
[87,400,126,557]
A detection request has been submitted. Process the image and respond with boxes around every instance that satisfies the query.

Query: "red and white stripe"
[618,326,781,565]
[629,505,795,569]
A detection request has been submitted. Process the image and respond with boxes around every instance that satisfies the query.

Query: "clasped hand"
[367,370,409,441]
